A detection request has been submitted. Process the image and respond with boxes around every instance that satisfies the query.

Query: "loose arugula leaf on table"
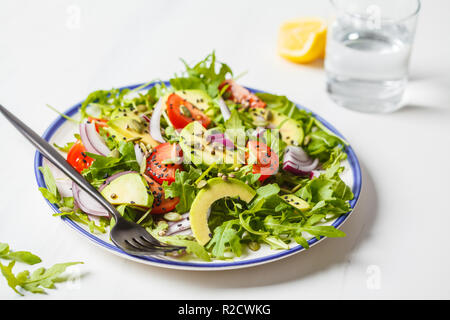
[0,261,83,295]
[0,243,82,295]
[0,243,41,265]
[162,167,202,213]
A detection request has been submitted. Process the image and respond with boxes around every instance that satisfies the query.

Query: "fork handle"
[0,104,120,220]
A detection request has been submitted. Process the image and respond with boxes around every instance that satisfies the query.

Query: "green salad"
[40,52,353,261]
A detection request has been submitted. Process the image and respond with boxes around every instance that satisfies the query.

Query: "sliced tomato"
[88,117,108,132]
[143,175,179,214]
[247,140,279,182]
[145,142,183,185]
[67,140,94,173]
[166,93,211,129]
[220,80,266,109]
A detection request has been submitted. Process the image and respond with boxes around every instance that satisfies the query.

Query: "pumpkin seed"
[130,119,144,133]
[196,180,207,189]
[303,135,311,146]
[140,156,147,174]
[248,241,260,251]
[163,212,183,222]
[109,149,120,158]
[265,110,273,121]
[126,136,142,143]
[253,120,268,127]
[137,104,148,113]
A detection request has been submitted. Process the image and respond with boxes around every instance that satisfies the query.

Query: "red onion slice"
[217,97,231,121]
[166,213,191,235]
[219,138,236,150]
[283,146,319,176]
[97,171,136,193]
[206,133,236,150]
[206,133,225,143]
[149,98,166,143]
[72,182,109,217]
[134,143,144,167]
[79,123,100,155]
[141,114,150,123]
[85,122,110,156]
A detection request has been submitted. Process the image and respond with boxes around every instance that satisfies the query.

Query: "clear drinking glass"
[325,0,421,113]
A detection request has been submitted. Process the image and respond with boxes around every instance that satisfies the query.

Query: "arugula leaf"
[0,261,83,295]
[53,141,75,153]
[294,164,353,221]
[162,167,202,213]
[300,226,346,238]
[0,243,42,265]
[250,183,280,208]
[264,216,302,237]
[82,141,139,184]
[255,92,310,122]
[206,219,242,259]
[306,130,344,163]
[0,243,82,295]
[255,91,347,164]
[224,109,246,146]
[263,236,289,250]
[0,261,22,295]
[150,232,210,261]
[39,166,59,199]
[170,52,233,98]
[53,210,108,234]
[79,89,111,119]
[38,166,61,204]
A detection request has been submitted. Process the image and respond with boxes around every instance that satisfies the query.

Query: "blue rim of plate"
[34,81,362,269]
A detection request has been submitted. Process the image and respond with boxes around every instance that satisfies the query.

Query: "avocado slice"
[107,113,159,147]
[162,89,215,117]
[280,194,310,212]
[190,178,256,245]
[100,172,153,208]
[179,121,244,166]
[249,109,304,146]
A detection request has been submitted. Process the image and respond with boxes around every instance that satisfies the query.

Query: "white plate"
[34,82,362,270]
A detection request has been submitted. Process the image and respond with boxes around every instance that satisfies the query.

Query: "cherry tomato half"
[166,93,211,130]
[67,140,94,173]
[143,175,180,214]
[88,117,108,132]
[220,80,266,109]
[145,142,184,185]
[247,140,279,182]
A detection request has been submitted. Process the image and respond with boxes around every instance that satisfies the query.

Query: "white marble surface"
[1,0,449,299]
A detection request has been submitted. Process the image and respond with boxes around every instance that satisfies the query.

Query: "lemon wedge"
[278,18,327,63]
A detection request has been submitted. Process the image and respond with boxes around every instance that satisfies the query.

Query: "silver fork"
[0,104,185,256]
